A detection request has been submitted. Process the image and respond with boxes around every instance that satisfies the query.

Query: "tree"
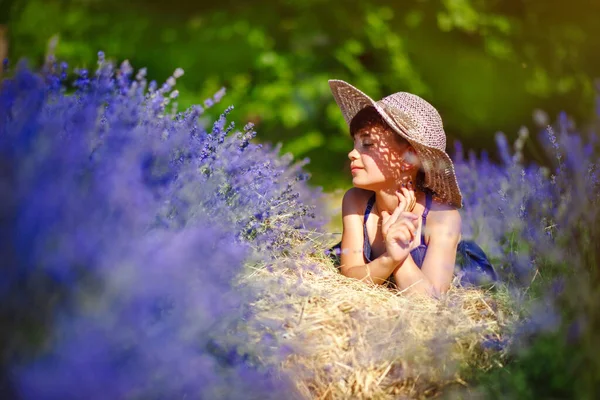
[5,0,598,188]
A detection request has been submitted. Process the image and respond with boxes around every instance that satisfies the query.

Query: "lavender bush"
[455,110,600,285]
[453,103,600,396]
[0,54,322,398]
[3,47,599,398]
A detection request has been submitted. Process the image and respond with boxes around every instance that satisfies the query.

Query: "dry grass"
[240,191,518,398]
[244,250,518,399]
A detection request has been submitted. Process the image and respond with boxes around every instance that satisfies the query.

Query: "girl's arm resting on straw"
[339,188,399,284]
[341,251,400,285]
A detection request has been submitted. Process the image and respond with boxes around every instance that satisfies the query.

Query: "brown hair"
[350,107,400,140]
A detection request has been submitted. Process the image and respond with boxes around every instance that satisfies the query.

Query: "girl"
[328,80,497,296]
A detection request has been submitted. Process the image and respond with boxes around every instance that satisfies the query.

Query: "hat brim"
[328,79,463,208]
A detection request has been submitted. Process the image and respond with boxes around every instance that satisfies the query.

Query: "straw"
[246,249,517,399]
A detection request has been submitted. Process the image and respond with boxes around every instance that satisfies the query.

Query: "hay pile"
[246,253,517,399]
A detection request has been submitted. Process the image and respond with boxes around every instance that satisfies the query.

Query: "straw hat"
[329,79,463,208]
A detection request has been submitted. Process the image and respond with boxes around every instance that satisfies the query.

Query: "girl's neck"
[373,187,427,216]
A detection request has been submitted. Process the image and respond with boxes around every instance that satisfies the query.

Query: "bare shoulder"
[342,188,374,216]
[428,199,462,236]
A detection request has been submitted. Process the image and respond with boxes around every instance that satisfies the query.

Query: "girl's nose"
[348,148,360,160]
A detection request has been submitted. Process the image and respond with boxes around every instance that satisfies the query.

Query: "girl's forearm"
[393,255,441,297]
[340,252,400,284]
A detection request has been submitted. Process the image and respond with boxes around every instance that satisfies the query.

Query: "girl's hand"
[381,187,420,264]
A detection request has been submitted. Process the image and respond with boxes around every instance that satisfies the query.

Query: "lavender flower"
[0,55,317,398]
[453,97,600,379]
[14,227,293,400]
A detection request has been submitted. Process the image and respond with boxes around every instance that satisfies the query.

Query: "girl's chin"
[352,179,390,191]
[352,179,375,190]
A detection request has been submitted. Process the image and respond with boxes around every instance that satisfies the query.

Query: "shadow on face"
[350,107,419,187]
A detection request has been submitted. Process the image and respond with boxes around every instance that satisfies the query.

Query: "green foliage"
[459,260,599,399]
[470,273,600,400]
[472,332,578,399]
[6,0,598,188]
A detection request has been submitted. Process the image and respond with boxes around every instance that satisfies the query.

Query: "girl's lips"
[350,167,363,173]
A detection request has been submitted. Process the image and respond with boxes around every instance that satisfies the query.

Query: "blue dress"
[330,191,497,287]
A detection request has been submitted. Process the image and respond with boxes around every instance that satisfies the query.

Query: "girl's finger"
[395,189,407,212]
[400,211,419,221]
[399,229,412,245]
[392,219,416,239]
[382,215,393,238]
[388,226,412,245]
[383,194,405,233]
[381,210,390,223]
[397,188,408,207]
[392,215,421,243]
[384,210,417,239]
[405,184,415,211]
[408,190,416,212]
[400,187,410,211]
[381,210,391,236]
[403,187,417,211]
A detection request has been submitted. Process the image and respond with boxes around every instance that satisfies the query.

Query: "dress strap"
[422,190,432,219]
[363,194,376,262]
[364,194,376,224]
[421,191,432,244]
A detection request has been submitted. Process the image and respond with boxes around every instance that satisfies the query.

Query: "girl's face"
[348,122,418,190]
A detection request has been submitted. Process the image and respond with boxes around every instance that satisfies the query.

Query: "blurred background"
[1,0,598,190]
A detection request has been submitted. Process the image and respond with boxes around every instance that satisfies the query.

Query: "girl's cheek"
[361,154,375,165]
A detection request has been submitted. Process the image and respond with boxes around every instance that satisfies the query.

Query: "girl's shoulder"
[427,196,462,232]
[429,196,458,212]
[342,188,374,215]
